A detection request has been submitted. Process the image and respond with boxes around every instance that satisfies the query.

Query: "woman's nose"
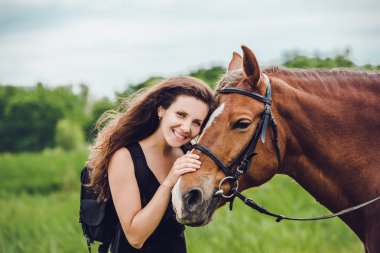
[181,120,191,133]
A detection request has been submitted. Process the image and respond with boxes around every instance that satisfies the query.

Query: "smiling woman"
[86,76,214,253]
[158,95,209,147]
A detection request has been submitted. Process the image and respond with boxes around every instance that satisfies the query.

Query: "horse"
[171,46,380,252]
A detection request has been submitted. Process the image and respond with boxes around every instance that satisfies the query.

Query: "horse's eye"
[232,120,251,129]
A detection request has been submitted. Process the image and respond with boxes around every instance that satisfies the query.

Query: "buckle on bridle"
[214,176,239,199]
[236,166,244,175]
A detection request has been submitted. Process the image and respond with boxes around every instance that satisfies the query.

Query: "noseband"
[192,74,281,198]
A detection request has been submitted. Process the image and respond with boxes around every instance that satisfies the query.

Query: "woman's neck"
[139,130,173,156]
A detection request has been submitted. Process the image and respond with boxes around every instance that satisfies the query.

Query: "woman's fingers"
[177,167,197,175]
[186,153,199,158]
[183,153,200,159]
[178,162,200,169]
[175,156,201,165]
[163,153,202,187]
[172,162,200,173]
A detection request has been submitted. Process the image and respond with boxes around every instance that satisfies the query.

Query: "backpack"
[79,166,118,253]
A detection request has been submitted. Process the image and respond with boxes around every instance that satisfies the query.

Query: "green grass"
[0,151,363,252]
[185,176,363,253]
[0,150,87,253]
[0,149,86,196]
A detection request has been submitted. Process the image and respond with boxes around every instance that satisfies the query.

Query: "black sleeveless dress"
[110,142,187,253]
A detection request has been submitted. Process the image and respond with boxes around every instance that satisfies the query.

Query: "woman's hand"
[162,153,201,188]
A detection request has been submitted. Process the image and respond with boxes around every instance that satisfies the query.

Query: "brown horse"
[172,46,380,252]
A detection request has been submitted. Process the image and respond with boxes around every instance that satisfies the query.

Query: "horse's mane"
[263,65,380,80]
[216,66,380,91]
[216,69,244,92]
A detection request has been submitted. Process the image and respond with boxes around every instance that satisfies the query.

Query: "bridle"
[190,73,380,222]
[193,74,281,198]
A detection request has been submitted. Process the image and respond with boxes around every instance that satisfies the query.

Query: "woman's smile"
[172,129,189,141]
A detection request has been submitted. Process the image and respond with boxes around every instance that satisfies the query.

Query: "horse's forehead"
[206,103,225,128]
[197,103,225,142]
[218,93,261,113]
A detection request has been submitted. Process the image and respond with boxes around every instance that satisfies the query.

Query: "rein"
[192,74,380,222]
[232,190,380,222]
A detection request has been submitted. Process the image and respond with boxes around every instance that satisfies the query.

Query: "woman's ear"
[157,106,164,118]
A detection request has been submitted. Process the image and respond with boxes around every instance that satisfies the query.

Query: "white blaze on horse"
[172,46,380,253]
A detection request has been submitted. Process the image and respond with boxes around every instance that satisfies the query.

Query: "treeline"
[0,51,379,153]
[0,84,89,152]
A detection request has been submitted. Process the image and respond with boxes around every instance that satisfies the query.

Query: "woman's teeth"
[173,130,186,140]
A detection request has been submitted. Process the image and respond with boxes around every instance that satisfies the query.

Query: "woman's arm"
[108,148,200,249]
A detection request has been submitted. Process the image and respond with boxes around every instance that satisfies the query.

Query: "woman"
[87,76,214,252]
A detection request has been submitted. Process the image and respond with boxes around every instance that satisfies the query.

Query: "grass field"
[0,151,363,253]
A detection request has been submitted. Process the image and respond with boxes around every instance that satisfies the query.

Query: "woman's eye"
[232,120,251,129]
[193,121,201,127]
[177,112,186,118]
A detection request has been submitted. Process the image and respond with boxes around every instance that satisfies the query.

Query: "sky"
[0,0,379,99]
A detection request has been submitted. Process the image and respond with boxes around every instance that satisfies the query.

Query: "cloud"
[0,0,379,98]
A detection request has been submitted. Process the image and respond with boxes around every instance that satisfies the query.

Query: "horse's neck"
[272,73,380,213]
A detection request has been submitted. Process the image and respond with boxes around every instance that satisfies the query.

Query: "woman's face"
[158,95,209,147]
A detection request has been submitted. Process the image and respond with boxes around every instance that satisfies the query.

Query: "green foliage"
[0,152,363,252]
[362,63,380,71]
[119,76,165,97]
[84,97,116,142]
[0,85,64,152]
[189,66,225,88]
[0,84,89,152]
[282,49,380,70]
[55,119,85,151]
[118,66,225,96]
[0,49,378,152]
[283,49,355,69]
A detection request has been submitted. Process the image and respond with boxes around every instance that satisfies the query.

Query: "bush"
[0,84,89,152]
[54,119,85,151]
[0,88,64,152]
[84,97,115,143]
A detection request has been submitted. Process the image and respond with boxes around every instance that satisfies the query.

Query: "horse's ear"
[241,45,261,87]
[227,52,243,72]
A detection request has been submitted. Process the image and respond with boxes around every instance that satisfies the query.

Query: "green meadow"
[0,151,363,253]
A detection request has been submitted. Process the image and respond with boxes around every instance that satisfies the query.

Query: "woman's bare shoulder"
[108,147,134,174]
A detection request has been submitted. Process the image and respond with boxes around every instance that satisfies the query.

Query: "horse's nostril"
[185,188,203,211]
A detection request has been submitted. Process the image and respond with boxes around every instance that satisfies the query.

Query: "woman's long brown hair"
[87,76,214,202]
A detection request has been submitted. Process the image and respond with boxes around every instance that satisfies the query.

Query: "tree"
[119,76,164,97]
[0,84,89,152]
[282,49,355,69]
[190,66,225,88]
[0,89,63,151]
[55,119,85,151]
[84,97,115,143]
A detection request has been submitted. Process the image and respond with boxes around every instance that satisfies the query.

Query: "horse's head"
[172,46,282,226]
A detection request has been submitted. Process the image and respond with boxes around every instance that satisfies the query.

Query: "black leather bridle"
[189,74,380,222]
[192,74,281,198]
